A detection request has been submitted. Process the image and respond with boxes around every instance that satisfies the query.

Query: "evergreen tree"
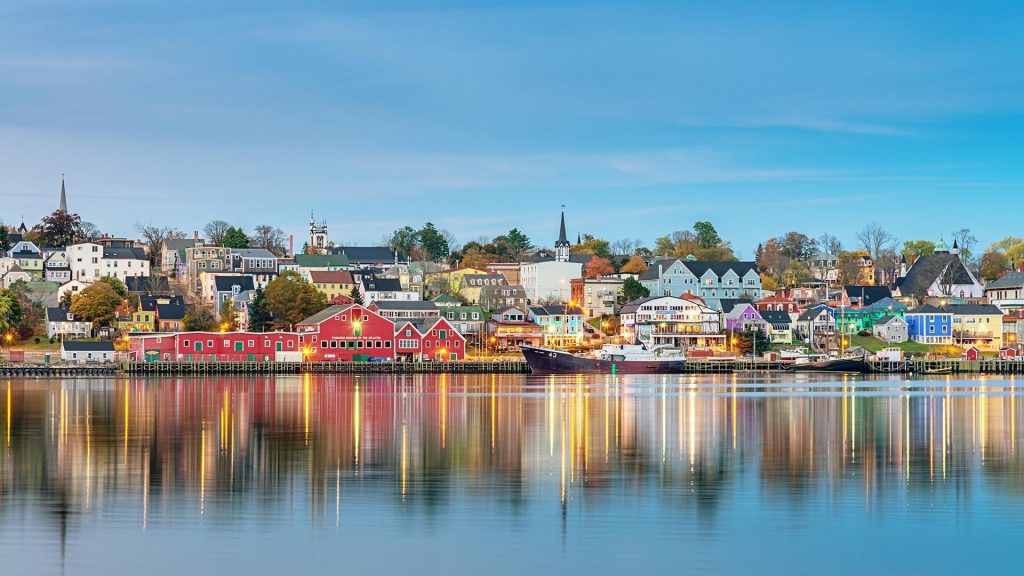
[418,222,450,261]
[350,285,364,305]
[618,277,650,305]
[219,299,238,331]
[248,286,272,332]
[222,226,249,249]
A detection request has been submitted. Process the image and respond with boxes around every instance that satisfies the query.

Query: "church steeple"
[59,177,67,213]
[555,208,571,262]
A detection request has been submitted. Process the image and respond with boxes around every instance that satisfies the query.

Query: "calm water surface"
[2,373,1023,575]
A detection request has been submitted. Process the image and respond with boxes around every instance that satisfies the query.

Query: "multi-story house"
[367,300,440,322]
[361,277,420,305]
[948,303,1004,351]
[309,270,356,301]
[458,273,508,305]
[760,310,794,344]
[211,275,255,307]
[67,242,150,283]
[485,307,544,351]
[794,306,836,348]
[479,284,528,312]
[45,307,93,339]
[528,305,584,348]
[441,305,486,337]
[162,237,203,274]
[185,246,231,294]
[570,276,624,319]
[43,251,71,283]
[639,257,761,309]
[754,294,798,313]
[10,241,43,278]
[620,295,724,351]
[984,271,1024,313]
[229,248,278,288]
[905,304,953,345]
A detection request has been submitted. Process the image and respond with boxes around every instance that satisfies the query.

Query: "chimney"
[194,230,199,241]
[289,234,294,257]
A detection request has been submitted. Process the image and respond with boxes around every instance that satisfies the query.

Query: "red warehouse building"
[295,304,396,361]
[128,331,302,362]
[393,317,466,361]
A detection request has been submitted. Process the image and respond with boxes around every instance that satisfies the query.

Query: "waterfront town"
[2,180,1023,365]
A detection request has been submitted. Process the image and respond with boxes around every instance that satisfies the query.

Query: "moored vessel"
[520,344,686,374]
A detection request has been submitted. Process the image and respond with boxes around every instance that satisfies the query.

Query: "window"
[195,342,203,352]
[385,341,391,348]
[183,339,190,347]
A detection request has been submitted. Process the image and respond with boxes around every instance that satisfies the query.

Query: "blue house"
[905,304,953,345]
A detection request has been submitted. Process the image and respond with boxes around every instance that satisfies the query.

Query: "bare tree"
[610,238,644,257]
[204,220,231,246]
[855,222,897,260]
[135,223,185,267]
[80,221,102,241]
[952,227,979,273]
[817,233,842,256]
[877,248,901,286]
[250,224,287,256]
[439,228,459,254]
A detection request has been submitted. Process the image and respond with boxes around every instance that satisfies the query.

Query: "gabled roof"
[164,238,202,251]
[907,303,946,315]
[875,315,906,326]
[797,306,833,322]
[639,259,758,281]
[843,285,892,307]
[529,304,582,316]
[103,246,148,260]
[62,341,115,352]
[945,303,1003,316]
[719,298,753,313]
[139,294,184,311]
[361,277,403,292]
[760,310,792,325]
[309,270,354,284]
[293,253,350,268]
[214,275,255,292]
[897,253,976,297]
[156,303,186,321]
[865,297,907,312]
[333,246,400,264]
[986,271,1024,290]
[231,248,277,258]
[430,294,461,303]
[46,307,84,322]
[296,304,356,326]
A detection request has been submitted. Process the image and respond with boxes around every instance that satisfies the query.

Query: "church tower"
[309,211,329,254]
[59,177,68,213]
[555,209,571,262]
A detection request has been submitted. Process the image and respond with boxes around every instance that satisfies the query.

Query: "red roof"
[309,270,354,284]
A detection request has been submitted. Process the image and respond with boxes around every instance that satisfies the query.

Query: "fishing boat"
[921,366,953,375]
[520,343,686,374]
[787,356,871,374]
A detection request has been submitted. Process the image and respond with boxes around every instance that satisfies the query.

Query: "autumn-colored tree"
[70,282,122,329]
[38,210,84,247]
[585,256,615,278]
[0,288,23,332]
[572,234,612,259]
[219,299,239,331]
[619,255,649,275]
[264,271,328,329]
[759,272,780,291]
[980,250,1010,282]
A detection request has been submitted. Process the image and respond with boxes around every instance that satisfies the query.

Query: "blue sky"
[2,0,1022,257]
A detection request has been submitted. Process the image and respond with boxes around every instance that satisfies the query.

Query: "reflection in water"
[2,374,1024,575]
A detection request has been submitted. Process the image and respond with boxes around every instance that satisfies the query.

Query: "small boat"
[787,356,871,374]
[922,366,953,375]
[520,344,686,374]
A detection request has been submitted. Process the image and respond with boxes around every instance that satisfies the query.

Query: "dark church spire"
[59,176,67,212]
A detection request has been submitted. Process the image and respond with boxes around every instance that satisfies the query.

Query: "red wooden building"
[295,304,396,362]
[394,317,466,361]
[128,331,300,362]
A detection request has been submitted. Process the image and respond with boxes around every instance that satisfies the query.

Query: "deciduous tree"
[264,271,328,329]
[219,299,239,331]
[0,288,22,332]
[97,276,129,299]
[204,220,231,246]
[183,307,215,331]
[620,255,649,275]
[585,256,615,278]
[250,225,287,256]
[70,282,122,329]
[39,210,84,247]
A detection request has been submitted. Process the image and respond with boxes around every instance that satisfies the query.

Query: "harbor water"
[1,373,1023,575]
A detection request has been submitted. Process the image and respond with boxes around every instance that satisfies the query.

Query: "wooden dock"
[120,359,532,375]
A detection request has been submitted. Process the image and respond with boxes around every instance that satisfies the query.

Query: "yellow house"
[458,273,508,305]
[949,304,1003,352]
[425,267,490,296]
[309,270,356,301]
[117,310,155,333]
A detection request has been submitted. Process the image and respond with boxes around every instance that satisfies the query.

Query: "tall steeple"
[59,177,67,213]
[555,207,571,262]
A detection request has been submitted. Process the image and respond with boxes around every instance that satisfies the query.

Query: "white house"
[360,277,420,305]
[67,242,150,283]
[61,341,115,363]
[619,295,724,350]
[894,240,983,299]
[57,279,88,304]
[519,260,584,304]
[46,307,93,339]
[873,315,909,343]
[1,264,32,288]
[44,251,71,283]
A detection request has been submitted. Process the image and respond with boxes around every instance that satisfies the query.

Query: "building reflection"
[3,374,1024,534]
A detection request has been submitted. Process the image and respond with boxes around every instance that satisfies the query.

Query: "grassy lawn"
[6,339,61,351]
[848,334,961,357]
